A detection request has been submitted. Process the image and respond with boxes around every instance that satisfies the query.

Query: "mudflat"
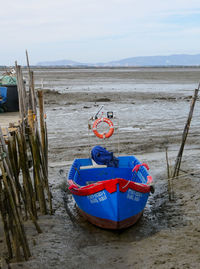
[1,67,200,269]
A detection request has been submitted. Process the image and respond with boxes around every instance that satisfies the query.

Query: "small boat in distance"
[0,71,19,112]
[68,147,154,229]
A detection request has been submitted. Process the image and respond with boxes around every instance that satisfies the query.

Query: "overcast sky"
[1,0,200,65]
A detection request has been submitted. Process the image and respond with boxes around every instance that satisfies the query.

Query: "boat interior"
[69,157,149,187]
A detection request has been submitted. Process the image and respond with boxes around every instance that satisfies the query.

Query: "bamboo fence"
[0,60,52,262]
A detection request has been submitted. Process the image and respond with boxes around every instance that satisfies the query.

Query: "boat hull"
[79,208,143,229]
[71,181,149,229]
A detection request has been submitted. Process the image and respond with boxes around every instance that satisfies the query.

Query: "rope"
[121,180,130,189]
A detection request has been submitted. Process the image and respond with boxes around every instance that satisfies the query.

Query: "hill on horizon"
[37,53,200,67]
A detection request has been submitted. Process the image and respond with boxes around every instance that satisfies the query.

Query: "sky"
[1,0,200,65]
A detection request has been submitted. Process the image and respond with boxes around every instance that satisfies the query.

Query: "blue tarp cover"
[91,145,119,167]
[0,87,7,104]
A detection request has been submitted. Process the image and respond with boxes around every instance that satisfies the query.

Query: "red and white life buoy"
[92,117,114,139]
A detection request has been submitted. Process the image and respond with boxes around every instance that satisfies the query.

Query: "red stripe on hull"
[69,178,151,196]
[79,208,143,230]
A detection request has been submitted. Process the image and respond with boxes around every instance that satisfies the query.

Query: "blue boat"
[68,148,154,229]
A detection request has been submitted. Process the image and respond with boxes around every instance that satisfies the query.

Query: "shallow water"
[5,66,196,93]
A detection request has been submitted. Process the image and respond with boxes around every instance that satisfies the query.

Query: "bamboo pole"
[6,195,22,261]
[38,91,45,152]
[15,63,26,121]
[15,62,23,120]
[173,85,199,178]
[165,147,174,200]
[7,135,24,216]
[0,128,20,209]
[0,151,31,260]
[165,147,170,179]
[16,129,37,219]
[19,66,28,116]
[0,59,53,262]
[30,71,37,114]
[35,129,53,214]
[26,50,37,114]
[37,90,52,213]
[0,180,13,260]
[28,131,47,215]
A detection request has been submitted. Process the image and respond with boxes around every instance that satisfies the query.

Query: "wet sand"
[0,112,19,128]
[1,67,200,268]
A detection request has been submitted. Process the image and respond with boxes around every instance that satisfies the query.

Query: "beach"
[1,67,200,268]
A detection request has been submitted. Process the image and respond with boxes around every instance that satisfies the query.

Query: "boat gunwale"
[68,177,151,196]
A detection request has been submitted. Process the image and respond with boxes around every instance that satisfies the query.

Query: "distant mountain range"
[37,54,200,67]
